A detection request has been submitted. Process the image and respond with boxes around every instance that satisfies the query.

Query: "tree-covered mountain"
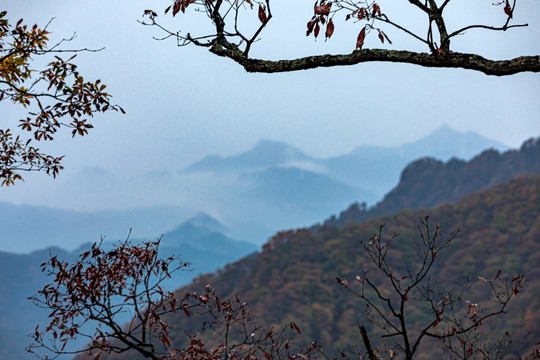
[130,175,538,359]
[323,136,540,228]
[0,214,257,360]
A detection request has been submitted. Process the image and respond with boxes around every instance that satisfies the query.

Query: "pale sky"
[1,0,539,193]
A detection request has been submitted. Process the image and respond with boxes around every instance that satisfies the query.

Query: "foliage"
[29,239,323,360]
[0,11,123,185]
[141,0,539,74]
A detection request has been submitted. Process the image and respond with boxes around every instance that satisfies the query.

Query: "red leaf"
[306,20,316,36]
[290,322,302,335]
[314,22,320,38]
[378,29,384,43]
[404,295,408,302]
[504,0,513,18]
[314,3,332,16]
[356,27,366,49]
[258,4,267,23]
[172,1,181,16]
[372,3,381,17]
[325,19,334,39]
[345,14,351,21]
[358,8,369,21]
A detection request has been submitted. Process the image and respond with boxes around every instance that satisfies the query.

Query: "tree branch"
[209,45,540,76]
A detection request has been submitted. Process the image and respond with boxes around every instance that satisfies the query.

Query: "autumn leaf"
[314,3,332,16]
[306,20,316,36]
[504,0,513,18]
[356,27,366,49]
[372,3,381,17]
[325,19,334,40]
[258,4,267,23]
[172,1,182,16]
[290,322,302,334]
[314,22,320,38]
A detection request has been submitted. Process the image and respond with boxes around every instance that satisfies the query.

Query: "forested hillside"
[323,136,540,228]
[100,175,540,359]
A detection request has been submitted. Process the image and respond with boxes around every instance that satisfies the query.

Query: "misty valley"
[1,127,539,359]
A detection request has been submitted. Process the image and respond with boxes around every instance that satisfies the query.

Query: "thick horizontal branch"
[209,45,540,76]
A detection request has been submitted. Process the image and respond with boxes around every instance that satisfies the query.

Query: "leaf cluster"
[0,11,123,186]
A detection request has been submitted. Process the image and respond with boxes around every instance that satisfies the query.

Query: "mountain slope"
[154,175,540,359]
[323,136,540,228]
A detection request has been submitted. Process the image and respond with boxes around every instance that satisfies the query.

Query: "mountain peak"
[184,212,226,233]
[184,140,311,173]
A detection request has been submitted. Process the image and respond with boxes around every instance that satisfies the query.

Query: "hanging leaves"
[356,27,366,49]
[372,3,381,17]
[314,3,332,16]
[173,1,182,16]
[325,18,334,40]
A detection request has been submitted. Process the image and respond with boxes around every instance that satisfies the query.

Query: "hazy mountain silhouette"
[322,136,540,228]
[322,125,509,194]
[185,140,313,173]
[0,202,194,253]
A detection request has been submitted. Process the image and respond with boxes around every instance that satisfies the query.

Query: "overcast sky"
[1,0,540,206]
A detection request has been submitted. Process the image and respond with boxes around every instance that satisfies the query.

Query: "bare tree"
[141,0,539,75]
[335,216,526,360]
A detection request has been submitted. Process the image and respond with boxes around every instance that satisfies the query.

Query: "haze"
[1,0,539,209]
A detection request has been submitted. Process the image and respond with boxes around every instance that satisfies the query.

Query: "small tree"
[335,216,527,360]
[28,238,323,360]
[0,11,123,185]
[141,0,539,75]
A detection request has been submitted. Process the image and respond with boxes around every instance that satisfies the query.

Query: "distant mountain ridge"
[184,140,313,173]
[184,126,508,199]
[0,126,510,252]
[322,136,540,228]
[0,203,194,253]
